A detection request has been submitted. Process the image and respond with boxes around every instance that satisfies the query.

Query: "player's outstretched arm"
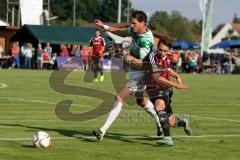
[94,20,126,34]
[151,73,188,89]
[168,68,183,84]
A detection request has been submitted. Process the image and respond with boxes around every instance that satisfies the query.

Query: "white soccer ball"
[32,131,51,148]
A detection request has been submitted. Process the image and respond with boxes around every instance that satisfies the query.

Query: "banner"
[200,0,214,55]
[20,0,43,25]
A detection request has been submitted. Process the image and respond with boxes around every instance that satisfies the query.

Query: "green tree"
[50,0,132,25]
[0,0,7,21]
[149,10,202,42]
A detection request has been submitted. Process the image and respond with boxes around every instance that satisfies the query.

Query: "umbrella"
[210,40,240,49]
[172,41,200,49]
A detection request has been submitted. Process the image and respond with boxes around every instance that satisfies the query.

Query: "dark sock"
[175,117,186,127]
[158,110,170,137]
[94,71,97,78]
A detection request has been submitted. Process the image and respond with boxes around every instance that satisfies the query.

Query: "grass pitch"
[0,69,240,160]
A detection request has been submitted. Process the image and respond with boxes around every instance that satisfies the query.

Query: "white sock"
[144,100,161,127]
[100,101,123,135]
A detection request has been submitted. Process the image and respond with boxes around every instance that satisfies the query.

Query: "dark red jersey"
[89,36,105,57]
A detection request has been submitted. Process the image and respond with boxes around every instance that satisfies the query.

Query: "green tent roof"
[11,24,109,45]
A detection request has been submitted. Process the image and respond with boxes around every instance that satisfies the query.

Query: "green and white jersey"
[127,27,154,60]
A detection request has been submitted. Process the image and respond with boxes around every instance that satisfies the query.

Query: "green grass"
[0,69,240,160]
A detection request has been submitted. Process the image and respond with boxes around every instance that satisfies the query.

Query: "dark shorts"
[91,56,103,70]
[147,87,173,116]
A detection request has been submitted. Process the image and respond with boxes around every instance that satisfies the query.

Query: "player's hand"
[174,83,189,89]
[176,76,183,84]
[124,55,134,63]
[94,20,104,27]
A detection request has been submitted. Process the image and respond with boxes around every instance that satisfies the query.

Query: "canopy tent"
[10,24,110,45]
[210,40,240,49]
[172,41,200,49]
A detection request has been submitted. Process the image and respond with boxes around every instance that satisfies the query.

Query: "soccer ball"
[32,131,51,148]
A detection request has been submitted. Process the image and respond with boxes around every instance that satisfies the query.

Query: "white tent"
[210,23,239,47]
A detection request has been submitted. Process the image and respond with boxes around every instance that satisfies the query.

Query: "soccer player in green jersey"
[93,11,186,141]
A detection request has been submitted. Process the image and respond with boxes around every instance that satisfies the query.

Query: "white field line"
[1,97,240,107]
[0,97,82,107]
[0,83,7,89]
[1,97,240,124]
[1,134,240,141]
[192,115,240,123]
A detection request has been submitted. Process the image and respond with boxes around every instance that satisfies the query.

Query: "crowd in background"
[0,41,240,74]
[173,49,240,74]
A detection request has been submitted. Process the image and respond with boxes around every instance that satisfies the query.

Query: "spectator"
[188,51,197,73]
[33,43,43,69]
[71,45,80,57]
[44,43,52,58]
[60,44,68,57]
[23,43,33,69]
[0,42,3,57]
[80,45,88,70]
[221,52,230,74]
[42,51,50,69]
[11,42,20,68]
[170,49,179,72]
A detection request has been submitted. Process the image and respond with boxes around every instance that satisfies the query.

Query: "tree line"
[0,0,239,41]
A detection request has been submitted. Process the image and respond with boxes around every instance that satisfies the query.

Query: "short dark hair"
[131,10,147,24]
[157,38,172,48]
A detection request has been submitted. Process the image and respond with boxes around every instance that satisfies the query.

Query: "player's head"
[95,29,101,37]
[157,39,172,56]
[130,11,147,33]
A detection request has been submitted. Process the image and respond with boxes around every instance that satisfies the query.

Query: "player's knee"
[154,99,165,112]
[136,98,146,107]
[168,115,176,127]
[115,95,123,103]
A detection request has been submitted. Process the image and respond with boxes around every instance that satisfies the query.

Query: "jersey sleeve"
[101,37,106,46]
[148,50,159,73]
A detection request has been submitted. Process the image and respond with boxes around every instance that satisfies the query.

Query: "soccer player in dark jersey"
[146,38,192,146]
[92,11,188,142]
[89,30,106,82]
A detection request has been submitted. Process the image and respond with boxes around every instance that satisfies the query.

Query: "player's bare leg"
[93,86,133,141]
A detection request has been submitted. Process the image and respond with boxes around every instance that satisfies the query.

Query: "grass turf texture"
[0,69,240,160]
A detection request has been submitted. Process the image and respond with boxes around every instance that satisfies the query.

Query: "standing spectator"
[0,42,3,57]
[0,42,3,68]
[60,44,68,57]
[20,43,26,68]
[80,45,89,70]
[67,44,72,57]
[42,51,50,69]
[24,43,33,69]
[170,49,179,72]
[44,43,52,58]
[188,52,197,73]
[11,42,20,68]
[221,52,230,74]
[89,30,105,82]
[33,43,43,69]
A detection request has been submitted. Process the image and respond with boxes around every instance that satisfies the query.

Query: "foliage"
[149,10,202,41]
